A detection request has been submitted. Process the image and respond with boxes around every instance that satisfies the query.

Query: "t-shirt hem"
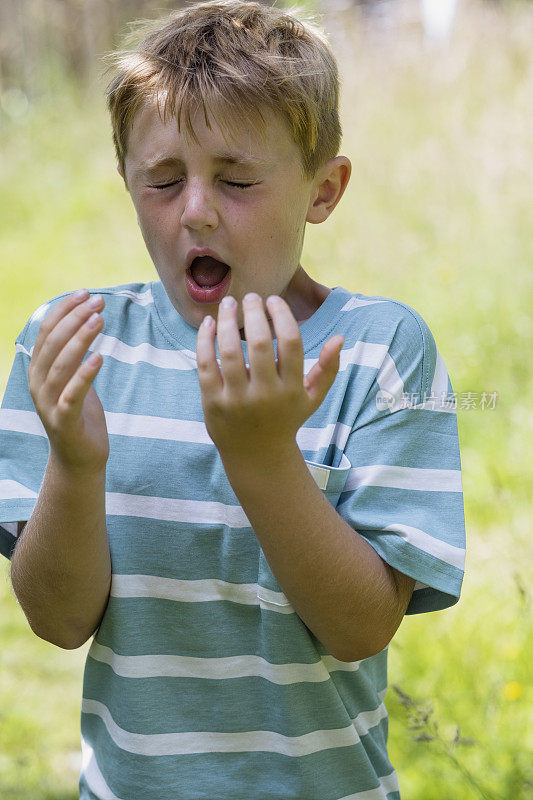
[0,501,36,559]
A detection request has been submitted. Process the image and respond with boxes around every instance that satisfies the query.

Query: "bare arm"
[11,289,111,649]
[221,440,415,662]
[11,456,110,649]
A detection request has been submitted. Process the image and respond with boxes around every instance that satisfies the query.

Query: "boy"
[0,1,466,797]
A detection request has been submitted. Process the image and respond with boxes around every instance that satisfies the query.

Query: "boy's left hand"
[196,292,344,458]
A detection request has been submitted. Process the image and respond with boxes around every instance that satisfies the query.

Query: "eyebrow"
[135,152,270,177]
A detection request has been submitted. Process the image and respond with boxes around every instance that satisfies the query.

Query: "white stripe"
[27,299,59,325]
[21,331,198,369]
[380,769,401,795]
[90,332,198,370]
[0,408,353,452]
[29,287,154,325]
[374,352,405,412]
[110,287,154,306]
[337,773,398,800]
[344,464,462,492]
[91,464,462,525]
[88,640,361,683]
[81,739,124,800]
[336,769,400,800]
[104,411,212,442]
[105,491,249,525]
[383,522,465,570]
[352,702,389,737]
[257,586,294,609]
[113,572,295,614]
[81,732,397,800]
[0,463,460,529]
[341,296,390,311]
[117,573,383,622]
[102,451,348,521]
[115,572,361,620]
[339,340,389,371]
[297,421,351,451]
[80,697,386,758]
[431,350,450,398]
[15,331,399,397]
[112,573,261,606]
[0,409,47,437]
[0,479,38,500]
[14,341,31,357]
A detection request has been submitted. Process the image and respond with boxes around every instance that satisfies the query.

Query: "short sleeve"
[336,305,466,614]
[0,295,69,560]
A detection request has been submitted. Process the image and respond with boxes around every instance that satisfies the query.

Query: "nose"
[180,179,218,231]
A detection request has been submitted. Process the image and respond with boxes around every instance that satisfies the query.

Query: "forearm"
[221,440,405,662]
[11,453,111,649]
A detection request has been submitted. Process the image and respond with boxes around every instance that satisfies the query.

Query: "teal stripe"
[95,594,324,662]
[349,406,462,470]
[83,657,380,736]
[338,485,465,549]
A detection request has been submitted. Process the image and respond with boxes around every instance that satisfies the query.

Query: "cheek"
[136,204,173,243]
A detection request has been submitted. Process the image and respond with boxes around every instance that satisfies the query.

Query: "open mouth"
[188,255,230,288]
[186,256,232,303]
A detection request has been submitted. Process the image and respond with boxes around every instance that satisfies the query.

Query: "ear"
[117,162,130,194]
[306,156,352,225]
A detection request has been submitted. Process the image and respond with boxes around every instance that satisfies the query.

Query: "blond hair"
[102,0,342,187]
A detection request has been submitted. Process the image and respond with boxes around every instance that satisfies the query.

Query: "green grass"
[1,2,532,797]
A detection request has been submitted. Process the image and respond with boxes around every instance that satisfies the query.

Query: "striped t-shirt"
[0,280,466,800]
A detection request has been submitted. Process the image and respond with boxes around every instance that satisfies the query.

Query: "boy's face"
[120,99,349,337]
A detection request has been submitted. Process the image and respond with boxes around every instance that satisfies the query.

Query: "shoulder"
[333,287,445,409]
[17,281,154,349]
[335,287,438,354]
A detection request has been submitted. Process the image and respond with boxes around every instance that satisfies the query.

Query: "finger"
[265,295,303,387]
[32,289,89,363]
[303,336,344,404]
[30,293,105,390]
[196,314,223,392]
[37,309,104,409]
[242,293,277,386]
[56,351,104,418]
[216,296,248,389]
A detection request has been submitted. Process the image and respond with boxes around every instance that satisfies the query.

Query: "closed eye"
[150,180,254,190]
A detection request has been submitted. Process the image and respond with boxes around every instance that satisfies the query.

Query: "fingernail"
[87,312,101,328]
[89,294,103,307]
[74,288,89,300]
[220,296,236,309]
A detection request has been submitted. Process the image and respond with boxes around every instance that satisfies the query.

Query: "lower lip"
[185,268,232,304]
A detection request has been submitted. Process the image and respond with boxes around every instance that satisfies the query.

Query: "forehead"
[125,99,296,170]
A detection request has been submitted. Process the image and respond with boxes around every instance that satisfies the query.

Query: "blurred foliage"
[1,0,532,798]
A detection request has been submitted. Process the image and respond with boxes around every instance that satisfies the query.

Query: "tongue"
[190,256,230,287]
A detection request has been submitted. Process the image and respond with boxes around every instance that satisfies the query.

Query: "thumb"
[304,335,344,409]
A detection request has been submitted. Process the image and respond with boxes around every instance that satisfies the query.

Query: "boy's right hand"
[28,290,109,474]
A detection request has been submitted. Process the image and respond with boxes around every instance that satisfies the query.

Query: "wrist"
[48,449,107,480]
[218,435,301,477]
